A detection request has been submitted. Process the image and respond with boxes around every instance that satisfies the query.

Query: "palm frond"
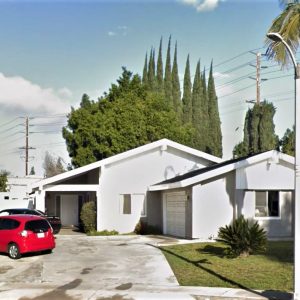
[265,3,300,68]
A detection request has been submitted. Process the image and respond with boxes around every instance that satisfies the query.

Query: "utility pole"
[19,117,35,176]
[256,52,261,105]
[248,52,268,105]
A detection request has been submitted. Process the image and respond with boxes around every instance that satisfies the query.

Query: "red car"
[0,215,56,259]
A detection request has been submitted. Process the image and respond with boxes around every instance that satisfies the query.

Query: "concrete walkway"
[0,235,293,300]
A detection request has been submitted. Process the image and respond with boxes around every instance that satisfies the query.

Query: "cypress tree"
[172,41,182,119]
[192,60,203,150]
[182,55,192,124]
[156,37,164,93]
[142,53,148,88]
[164,36,173,107]
[233,101,278,158]
[148,48,156,91]
[207,61,222,157]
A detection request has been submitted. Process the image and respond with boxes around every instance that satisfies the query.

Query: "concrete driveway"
[0,235,291,300]
[0,235,179,299]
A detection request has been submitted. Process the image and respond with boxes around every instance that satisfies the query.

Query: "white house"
[29,140,294,239]
[150,150,294,239]
[0,176,43,211]
[30,139,222,233]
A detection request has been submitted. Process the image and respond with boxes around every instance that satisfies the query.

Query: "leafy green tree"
[266,0,300,67]
[63,68,194,168]
[164,36,173,107]
[171,42,182,119]
[0,170,9,192]
[207,62,222,157]
[182,55,192,124]
[280,127,295,155]
[156,37,164,93]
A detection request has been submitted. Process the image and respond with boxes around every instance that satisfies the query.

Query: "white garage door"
[165,192,187,238]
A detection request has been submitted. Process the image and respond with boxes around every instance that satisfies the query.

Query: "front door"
[61,195,79,226]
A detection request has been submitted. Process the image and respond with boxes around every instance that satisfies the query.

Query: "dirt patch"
[96,295,133,300]
[115,283,133,291]
[0,266,13,274]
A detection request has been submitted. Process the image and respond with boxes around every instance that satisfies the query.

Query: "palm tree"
[266,0,300,67]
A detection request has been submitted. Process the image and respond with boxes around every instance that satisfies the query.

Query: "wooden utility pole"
[248,52,267,105]
[19,117,35,176]
[256,52,261,105]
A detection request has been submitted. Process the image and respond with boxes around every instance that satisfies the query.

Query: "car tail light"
[20,230,28,237]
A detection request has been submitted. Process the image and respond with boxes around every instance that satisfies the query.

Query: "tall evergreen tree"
[142,53,148,88]
[164,36,173,107]
[233,101,279,158]
[182,55,192,124]
[207,61,222,157]
[192,60,204,150]
[156,37,164,93]
[172,42,182,119]
[148,48,156,91]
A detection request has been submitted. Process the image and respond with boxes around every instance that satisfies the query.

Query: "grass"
[160,241,293,292]
[87,229,119,236]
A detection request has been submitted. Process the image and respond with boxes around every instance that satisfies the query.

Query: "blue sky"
[0,0,297,176]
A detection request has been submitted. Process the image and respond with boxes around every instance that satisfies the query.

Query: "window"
[0,218,20,230]
[255,191,279,218]
[141,196,147,217]
[120,194,131,215]
[25,219,50,233]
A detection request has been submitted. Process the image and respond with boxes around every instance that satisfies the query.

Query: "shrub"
[80,201,96,233]
[216,215,267,258]
[134,220,162,235]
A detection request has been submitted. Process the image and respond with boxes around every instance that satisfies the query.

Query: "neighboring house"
[150,150,294,239]
[30,139,222,231]
[0,176,43,210]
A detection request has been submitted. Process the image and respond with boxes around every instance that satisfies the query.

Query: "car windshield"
[25,219,50,233]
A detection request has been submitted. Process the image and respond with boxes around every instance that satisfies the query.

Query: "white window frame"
[139,194,147,217]
[254,190,280,220]
[120,194,132,215]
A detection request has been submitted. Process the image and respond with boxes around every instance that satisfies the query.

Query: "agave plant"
[217,215,267,258]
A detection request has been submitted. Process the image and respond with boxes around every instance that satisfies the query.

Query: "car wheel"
[8,243,21,259]
[43,249,52,254]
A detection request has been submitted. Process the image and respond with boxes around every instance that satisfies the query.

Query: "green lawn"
[160,241,293,292]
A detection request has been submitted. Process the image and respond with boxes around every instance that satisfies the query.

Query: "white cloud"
[180,0,225,12]
[0,73,71,115]
[107,31,116,37]
[107,26,129,37]
[213,72,230,79]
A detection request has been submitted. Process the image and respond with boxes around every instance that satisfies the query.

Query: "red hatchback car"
[0,215,55,259]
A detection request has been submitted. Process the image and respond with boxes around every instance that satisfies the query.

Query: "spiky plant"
[217,215,267,258]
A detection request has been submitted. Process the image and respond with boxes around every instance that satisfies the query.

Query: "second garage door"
[165,192,187,238]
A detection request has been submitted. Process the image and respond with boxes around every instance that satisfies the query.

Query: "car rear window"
[0,218,20,230]
[25,219,51,232]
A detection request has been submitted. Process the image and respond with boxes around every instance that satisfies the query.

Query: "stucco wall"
[240,190,293,238]
[98,147,212,233]
[236,160,294,190]
[0,192,34,210]
[192,171,235,239]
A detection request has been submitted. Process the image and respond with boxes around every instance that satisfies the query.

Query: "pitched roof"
[149,150,294,191]
[30,139,222,191]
